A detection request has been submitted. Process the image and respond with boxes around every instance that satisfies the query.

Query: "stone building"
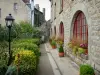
[34,4,45,27]
[23,0,34,26]
[0,0,29,26]
[49,0,100,74]
[39,20,51,42]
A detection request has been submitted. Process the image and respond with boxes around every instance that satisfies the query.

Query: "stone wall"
[50,0,100,74]
[0,0,29,26]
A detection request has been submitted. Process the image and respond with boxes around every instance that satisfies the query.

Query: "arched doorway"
[59,22,64,42]
[72,11,88,54]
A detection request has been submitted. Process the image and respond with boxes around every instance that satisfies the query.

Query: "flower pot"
[52,45,56,49]
[59,52,64,57]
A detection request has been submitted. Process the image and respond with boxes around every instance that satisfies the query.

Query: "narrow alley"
[37,43,79,75]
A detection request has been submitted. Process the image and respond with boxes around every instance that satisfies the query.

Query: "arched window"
[59,22,64,41]
[60,22,64,35]
[73,11,88,42]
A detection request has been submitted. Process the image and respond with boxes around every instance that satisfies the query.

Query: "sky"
[34,0,51,21]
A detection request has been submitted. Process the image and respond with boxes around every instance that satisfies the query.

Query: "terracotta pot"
[52,45,56,49]
[59,52,64,57]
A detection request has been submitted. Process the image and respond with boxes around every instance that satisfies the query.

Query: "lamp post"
[5,14,15,66]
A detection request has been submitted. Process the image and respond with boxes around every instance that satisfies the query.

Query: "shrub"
[59,45,64,53]
[13,42,39,55]
[0,45,9,75]
[80,64,95,75]
[13,38,40,46]
[32,38,40,46]
[0,60,8,75]
[14,50,37,75]
[12,39,40,65]
[32,27,41,38]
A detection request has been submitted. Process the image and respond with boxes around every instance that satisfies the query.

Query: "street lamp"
[5,14,15,66]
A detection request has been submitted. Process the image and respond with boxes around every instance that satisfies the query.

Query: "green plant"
[13,38,40,46]
[12,39,41,65]
[59,45,64,53]
[0,60,8,75]
[32,27,41,38]
[51,40,56,46]
[78,48,85,54]
[13,43,39,55]
[13,50,37,75]
[80,64,95,75]
[72,46,78,55]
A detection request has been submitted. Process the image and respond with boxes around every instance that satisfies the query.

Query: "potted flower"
[59,45,64,57]
[80,43,88,55]
[80,64,95,75]
[51,40,56,49]
[78,47,85,55]
[72,46,78,56]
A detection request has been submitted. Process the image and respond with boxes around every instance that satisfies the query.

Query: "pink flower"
[80,43,88,48]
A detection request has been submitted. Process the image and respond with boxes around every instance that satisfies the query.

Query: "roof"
[34,8,43,14]
[22,0,30,3]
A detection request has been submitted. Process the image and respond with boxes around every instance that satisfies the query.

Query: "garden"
[0,21,41,75]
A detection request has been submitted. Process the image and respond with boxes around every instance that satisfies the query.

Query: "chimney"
[43,8,45,20]
[35,4,40,10]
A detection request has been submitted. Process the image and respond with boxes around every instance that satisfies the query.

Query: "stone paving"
[36,44,54,75]
[45,43,79,75]
[37,43,79,75]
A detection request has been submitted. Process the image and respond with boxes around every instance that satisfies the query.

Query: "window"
[14,3,18,12]
[60,22,64,35]
[73,11,88,42]
[60,0,63,13]
[59,22,64,41]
